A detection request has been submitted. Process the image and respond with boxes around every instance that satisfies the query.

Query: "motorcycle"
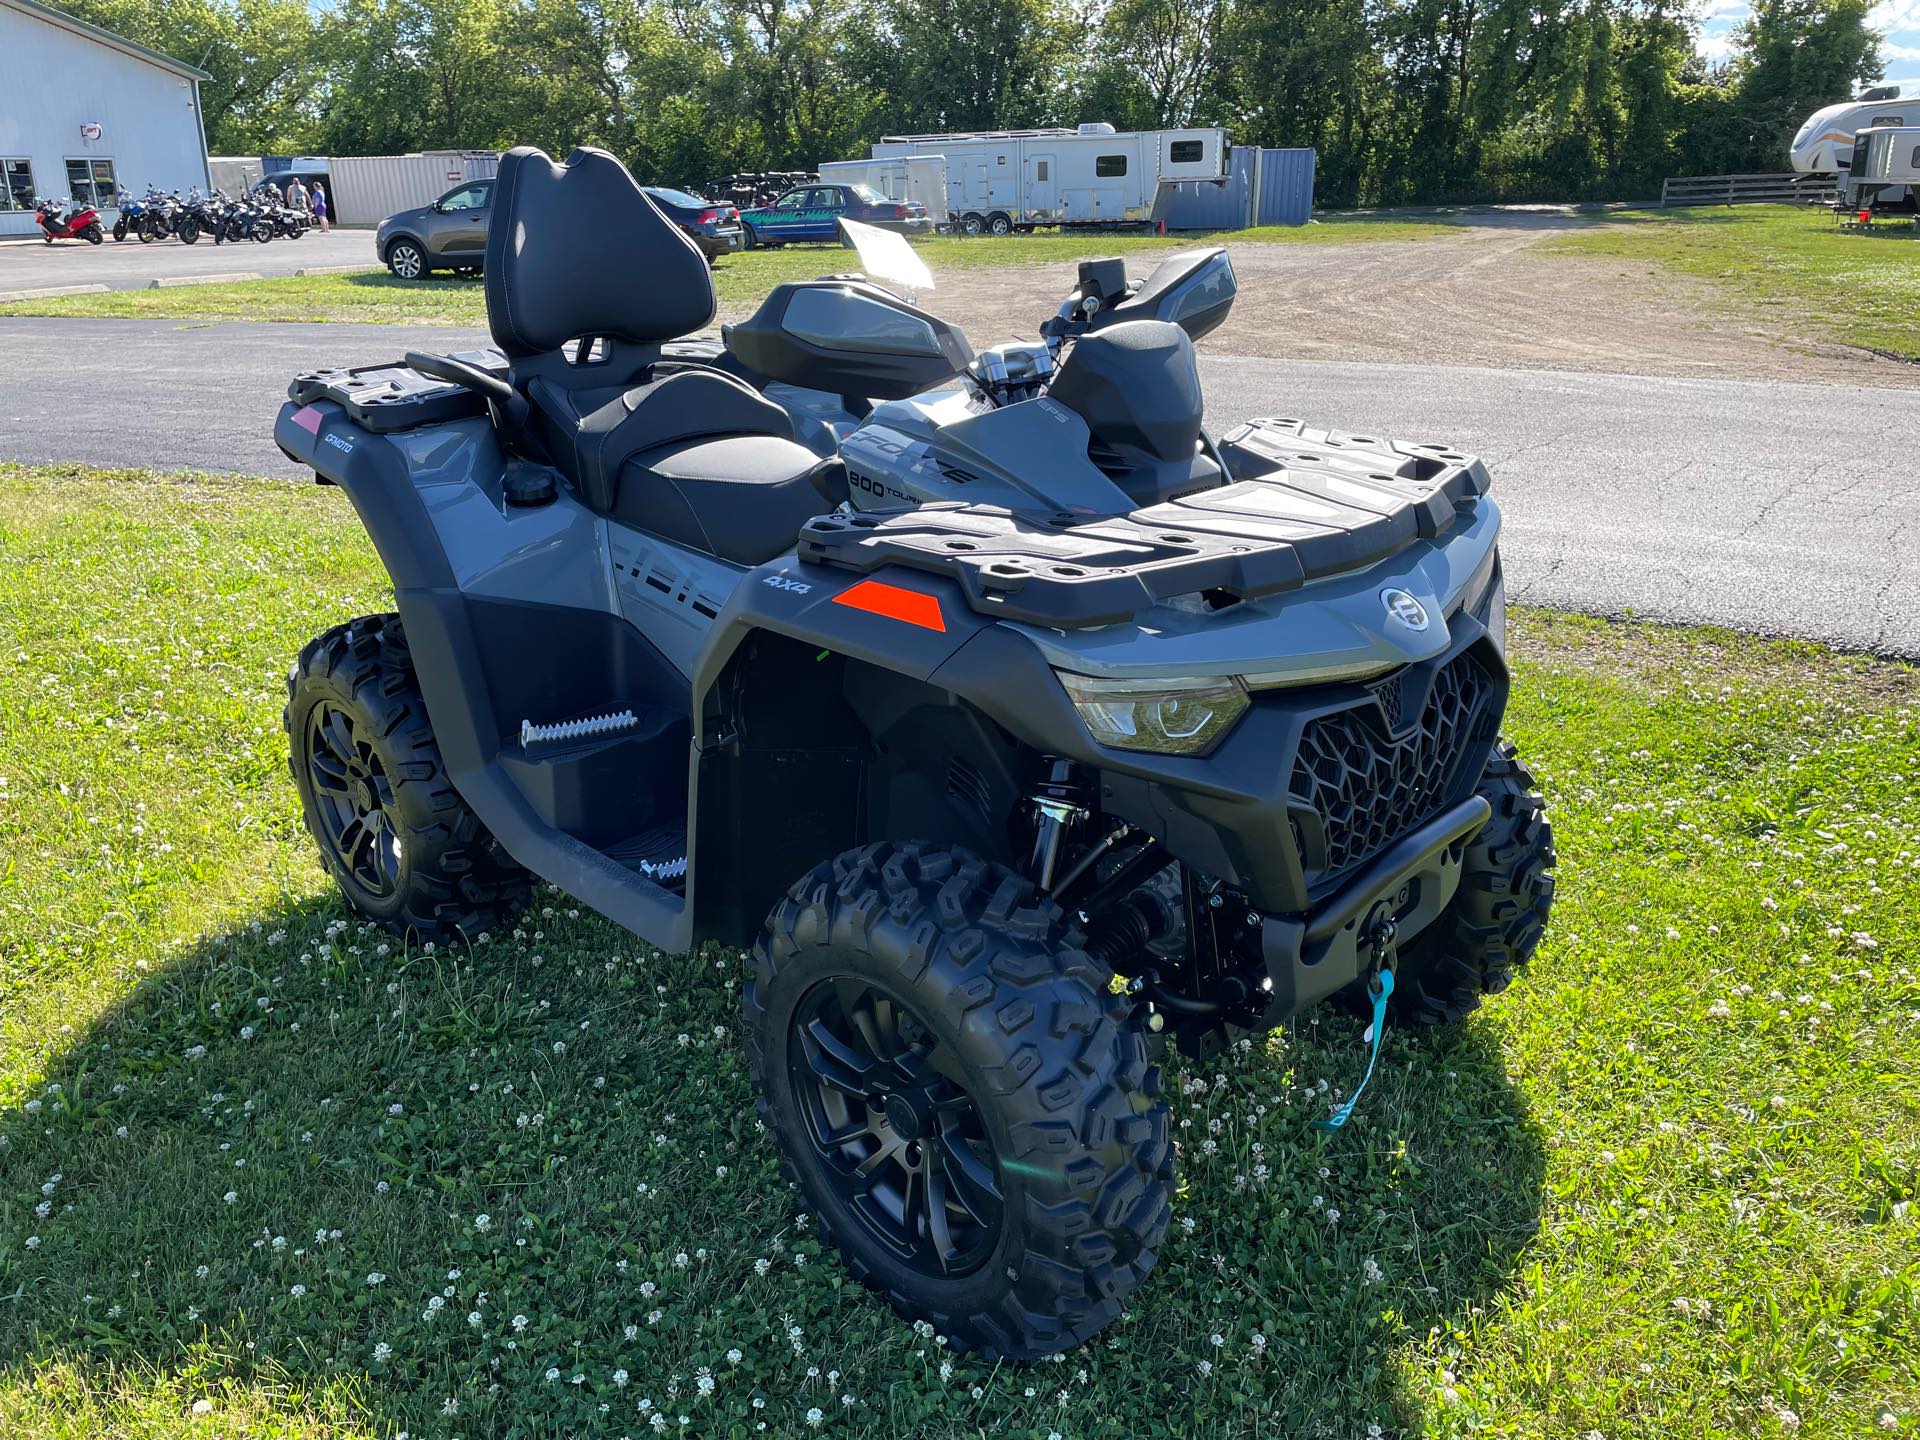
[35,197,104,244]
[175,189,223,245]
[111,189,141,241]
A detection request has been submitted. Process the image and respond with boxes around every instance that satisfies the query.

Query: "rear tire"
[987,212,1013,237]
[1380,739,1556,1025]
[286,614,530,943]
[747,841,1172,1359]
[83,223,103,244]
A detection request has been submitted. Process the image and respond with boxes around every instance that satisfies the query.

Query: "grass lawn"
[1546,204,1920,360]
[1,465,1917,1439]
[0,216,1456,327]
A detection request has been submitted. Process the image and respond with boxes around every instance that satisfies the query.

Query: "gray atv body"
[273,143,1548,1360]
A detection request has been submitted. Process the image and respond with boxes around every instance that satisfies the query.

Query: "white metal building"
[0,0,211,237]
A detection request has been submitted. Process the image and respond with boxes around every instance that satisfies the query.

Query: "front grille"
[1289,652,1493,889]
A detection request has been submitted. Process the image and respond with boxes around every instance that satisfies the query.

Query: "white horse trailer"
[858,123,1228,234]
[817,155,950,223]
[1791,82,1920,176]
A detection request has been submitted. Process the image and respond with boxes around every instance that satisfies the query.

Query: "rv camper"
[846,123,1227,233]
[1791,82,1920,177]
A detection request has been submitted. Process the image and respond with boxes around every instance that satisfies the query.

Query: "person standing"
[285,176,309,213]
[311,180,329,233]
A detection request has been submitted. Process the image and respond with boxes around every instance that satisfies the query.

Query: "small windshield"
[849,183,894,204]
[840,217,934,296]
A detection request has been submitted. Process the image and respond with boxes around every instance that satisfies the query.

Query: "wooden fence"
[1659,172,1839,207]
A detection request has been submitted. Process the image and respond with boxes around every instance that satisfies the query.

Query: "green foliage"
[2,467,1919,1437]
[41,0,1893,210]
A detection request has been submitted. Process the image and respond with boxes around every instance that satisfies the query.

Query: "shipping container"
[327,151,498,227]
[1153,147,1316,230]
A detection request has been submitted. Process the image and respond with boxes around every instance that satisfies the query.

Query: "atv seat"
[486,146,825,566]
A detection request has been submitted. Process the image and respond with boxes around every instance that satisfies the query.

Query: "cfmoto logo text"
[1380,588,1429,631]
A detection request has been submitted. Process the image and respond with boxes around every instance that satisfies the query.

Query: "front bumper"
[1255,794,1489,1024]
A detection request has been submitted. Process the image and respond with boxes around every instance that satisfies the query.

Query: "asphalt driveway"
[0,228,376,297]
[0,315,1915,657]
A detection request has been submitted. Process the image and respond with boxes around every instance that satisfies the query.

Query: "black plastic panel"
[797,417,1489,628]
[288,350,510,433]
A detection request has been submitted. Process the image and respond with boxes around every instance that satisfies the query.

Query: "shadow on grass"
[0,893,1545,1435]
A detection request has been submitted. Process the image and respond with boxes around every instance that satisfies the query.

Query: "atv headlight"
[1057,672,1249,756]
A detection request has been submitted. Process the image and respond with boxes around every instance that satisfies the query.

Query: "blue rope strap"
[1314,968,1394,1132]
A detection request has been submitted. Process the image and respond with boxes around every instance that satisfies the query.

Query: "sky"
[1696,0,1920,72]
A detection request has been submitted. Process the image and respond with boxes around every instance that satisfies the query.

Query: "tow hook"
[1363,907,1400,1006]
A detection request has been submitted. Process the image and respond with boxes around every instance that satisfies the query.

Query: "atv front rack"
[797,419,1490,629]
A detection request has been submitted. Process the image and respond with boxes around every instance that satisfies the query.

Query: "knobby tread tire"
[285,614,529,942]
[1390,738,1557,1025]
[746,841,1173,1359]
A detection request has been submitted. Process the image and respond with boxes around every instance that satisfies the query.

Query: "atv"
[272,146,1555,1359]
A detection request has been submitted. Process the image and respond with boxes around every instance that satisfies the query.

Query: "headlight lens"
[1057,672,1250,756]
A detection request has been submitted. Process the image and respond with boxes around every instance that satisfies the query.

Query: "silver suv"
[377,179,492,279]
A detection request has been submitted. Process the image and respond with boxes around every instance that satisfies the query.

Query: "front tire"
[112,217,128,241]
[747,842,1172,1359]
[286,614,529,942]
[960,212,986,237]
[1385,740,1556,1024]
[386,239,426,279]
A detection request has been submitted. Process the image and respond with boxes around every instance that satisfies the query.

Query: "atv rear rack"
[797,419,1490,629]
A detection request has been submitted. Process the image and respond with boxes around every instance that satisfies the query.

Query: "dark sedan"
[643,187,745,261]
[739,183,933,246]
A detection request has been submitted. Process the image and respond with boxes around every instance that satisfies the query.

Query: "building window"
[1169,140,1204,163]
[1,158,34,211]
[1035,160,1049,181]
[65,158,117,207]
[1095,154,1127,178]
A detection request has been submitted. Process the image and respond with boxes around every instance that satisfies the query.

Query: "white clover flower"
[805,1408,824,1428]
[614,1369,629,1387]
[366,1272,386,1287]
[468,1311,483,1326]
[290,1284,307,1298]
[512,1313,528,1331]
[545,1367,560,1382]
[727,1348,743,1365]
[223,1191,238,1206]
[372,1341,392,1363]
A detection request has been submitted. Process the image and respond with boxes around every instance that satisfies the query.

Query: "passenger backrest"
[485,146,715,359]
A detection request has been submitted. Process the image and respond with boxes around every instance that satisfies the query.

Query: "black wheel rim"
[303,701,403,898]
[788,978,1004,1277]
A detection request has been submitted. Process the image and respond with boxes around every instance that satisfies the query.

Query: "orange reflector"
[832,578,946,632]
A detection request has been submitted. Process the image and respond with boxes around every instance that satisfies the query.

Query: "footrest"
[606,823,688,889]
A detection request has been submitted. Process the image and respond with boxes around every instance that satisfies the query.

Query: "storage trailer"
[849,123,1227,233]
[1839,125,1920,212]
[816,155,949,224]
